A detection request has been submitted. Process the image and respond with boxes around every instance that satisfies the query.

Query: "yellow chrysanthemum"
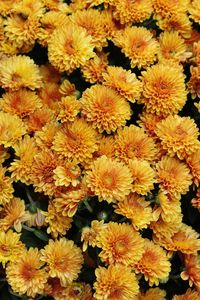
[0,197,28,232]
[113,26,159,69]
[0,0,20,16]
[81,52,108,84]
[70,9,107,50]
[93,136,116,160]
[140,64,187,117]
[57,96,81,123]
[96,222,144,266]
[53,161,81,187]
[158,31,191,63]
[114,125,157,163]
[156,156,192,199]
[156,13,192,38]
[0,166,14,206]
[150,218,180,242]
[102,66,142,103]
[0,230,25,267]
[81,85,131,134]
[43,0,71,12]
[34,122,59,149]
[134,239,171,286]
[94,264,139,300]
[12,0,45,18]
[41,238,83,286]
[26,107,55,133]
[172,288,200,300]
[112,0,153,24]
[152,0,189,18]
[85,156,132,203]
[45,200,72,238]
[48,24,95,74]
[189,0,200,24]
[59,79,79,97]
[188,66,200,99]
[0,55,43,90]
[138,288,166,300]
[9,135,38,184]
[128,159,156,195]
[52,119,98,163]
[38,82,62,113]
[115,193,153,230]
[81,220,106,252]
[186,150,200,186]
[155,115,200,160]
[181,254,200,291]
[6,247,48,298]
[53,185,88,217]
[0,111,27,147]
[138,112,164,138]
[0,89,42,118]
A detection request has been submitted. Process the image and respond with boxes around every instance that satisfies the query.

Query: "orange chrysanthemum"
[114,125,157,163]
[188,66,200,99]
[128,159,156,195]
[0,111,27,147]
[53,161,81,187]
[52,119,98,163]
[152,0,188,18]
[0,89,42,118]
[12,0,45,18]
[96,222,144,266]
[94,264,139,300]
[0,166,14,206]
[156,156,192,199]
[134,239,171,286]
[140,63,187,117]
[34,122,59,149]
[38,82,62,113]
[26,107,55,133]
[0,0,20,16]
[138,112,164,138]
[172,288,200,300]
[0,230,25,267]
[189,0,200,24]
[57,96,81,123]
[155,115,200,160]
[93,136,116,160]
[150,218,180,242]
[102,66,142,103]
[115,193,153,230]
[0,55,43,90]
[59,79,79,98]
[39,63,60,84]
[41,238,83,286]
[48,24,95,74]
[191,188,200,212]
[6,247,48,298]
[85,156,132,203]
[0,197,28,232]
[138,288,167,300]
[113,26,159,69]
[81,85,131,133]
[181,254,200,291]
[45,200,72,238]
[43,0,71,12]
[81,52,108,84]
[112,0,153,24]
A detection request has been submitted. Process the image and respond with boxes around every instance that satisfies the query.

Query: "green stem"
[83,200,93,213]
[22,224,35,232]
[25,187,34,205]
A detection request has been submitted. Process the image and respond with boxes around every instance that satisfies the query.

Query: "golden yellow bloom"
[0,55,43,90]
[39,63,60,84]
[156,13,192,38]
[138,112,164,138]
[43,0,71,12]
[113,26,159,69]
[0,166,14,206]
[53,119,98,163]
[41,238,83,286]
[12,0,45,18]
[97,222,144,266]
[156,156,192,199]
[112,0,153,24]
[0,197,28,232]
[6,247,48,298]
[0,145,9,164]
[34,122,59,149]
[0,230,25,267]
[57,96,81,123]
[115,193,153,230]
[85,156,132,203]
[94,264,139,300]
[152,0,189,18]
[158,31,191,63]
[26,107,55,133]
[138,288,166,300]
[0,89,42,118]
[48,24,95,74]
[93,136,116,160]
[70,9,107,50]
[102,66,142,103]
[38,82,62,113]
[100,9,122,40]
[155,115,200,160]
[128,159,156,195]
[189,0,200,24]
[172,288,200,300]
[0,111,27,147]
[140,64,187,117]
[151,218,180,242]
[115,125,157,163]
[181,254,200,291]
[0,0,20,16]
[134,239,171,286]
[81,85,131,134]
[53,161,81,187]
[188,66,200,99]
[9,135,38,184]
[59,79,79,97]
[45,200,72,238]
[81,220,106,252]
[192,41,200,66]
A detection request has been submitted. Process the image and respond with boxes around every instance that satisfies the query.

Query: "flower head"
[0,166,14,206]
[57,96,81,123]
[181,254,200,291]
[138,288,166,300]
[172,288,200,300]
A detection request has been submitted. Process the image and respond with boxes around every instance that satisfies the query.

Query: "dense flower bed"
[0,0,200,299]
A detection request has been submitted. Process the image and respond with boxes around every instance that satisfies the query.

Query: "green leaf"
[33,229,49,242]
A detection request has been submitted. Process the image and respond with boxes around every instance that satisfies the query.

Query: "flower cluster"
[0,0,200,299]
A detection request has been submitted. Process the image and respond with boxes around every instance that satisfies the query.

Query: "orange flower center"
[21,264,36,280]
